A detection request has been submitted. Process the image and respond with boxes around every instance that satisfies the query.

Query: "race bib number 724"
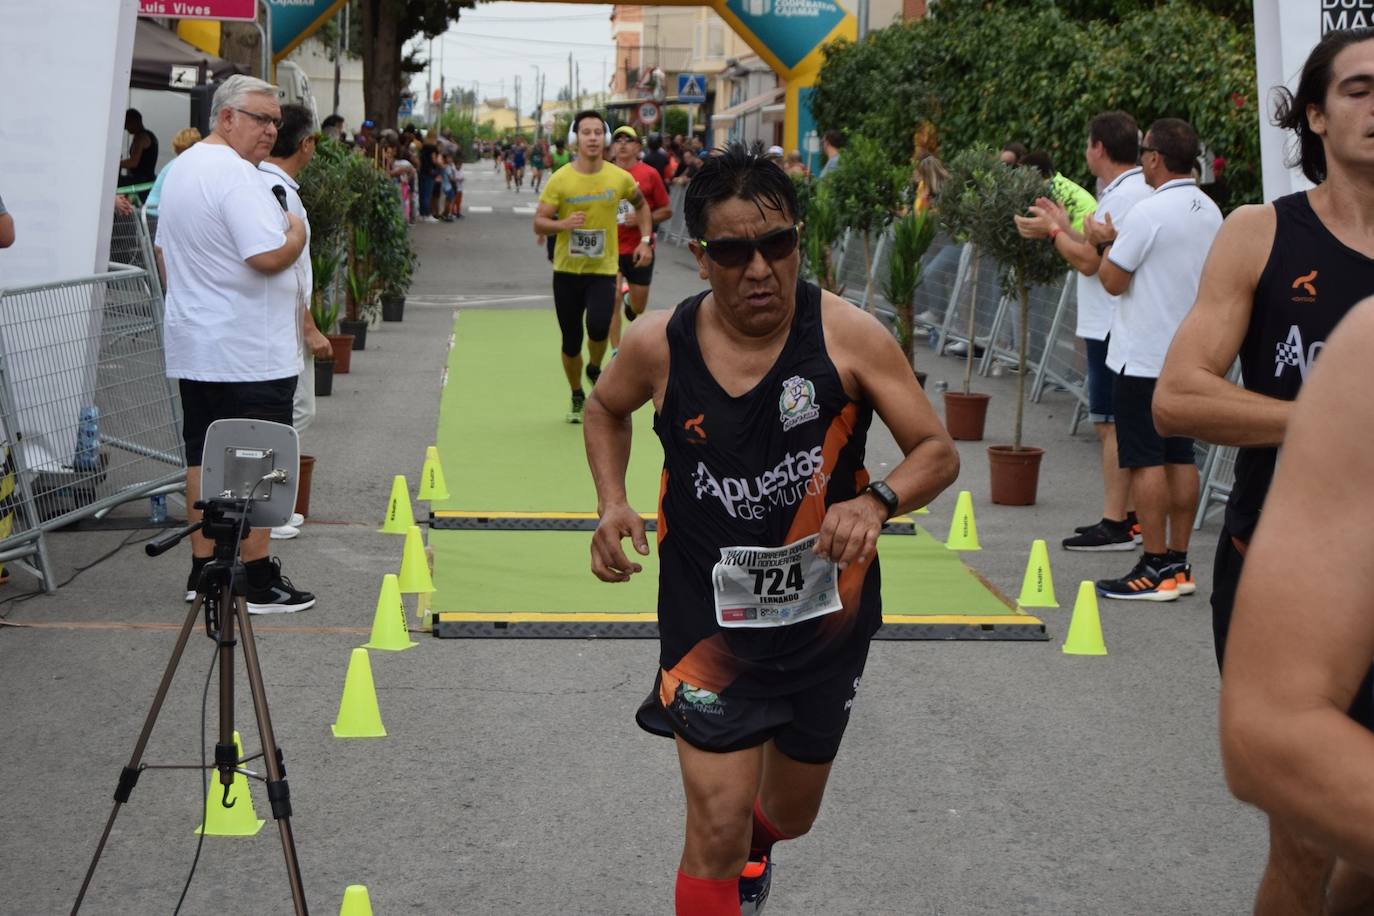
[712,535,843,628]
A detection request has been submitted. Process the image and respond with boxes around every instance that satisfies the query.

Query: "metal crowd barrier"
[1193,445,1237,530]
[662,184,690,246]
[0,265,185,591]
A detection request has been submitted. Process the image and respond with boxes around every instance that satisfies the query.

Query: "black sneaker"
[246,558,316,615]
[1075,512,1136,534]
[623,293,638,323]
[739,856,772,914]
[1096,556,1179,602]
[1162,557,1197,595]
[566,389,586,424]
[586,363,601,387]
[1062,520,1136,552]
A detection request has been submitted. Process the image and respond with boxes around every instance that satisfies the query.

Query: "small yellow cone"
[1017,539,1059,608]
[418,446,450,501]
[1062,581,1108,656]
[339,884,375,916]
[944,490,981,551]
[332,649,387,738]
[378,475,414,534]
[195,730,264,836]
[912,505,930,515]
[417,544,435,621]
[363,574,417,651]
[398,525,435,594]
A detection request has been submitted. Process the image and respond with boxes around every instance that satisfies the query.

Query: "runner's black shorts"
[179,377,296,466]
[1212,528,1374,728]
[552,271,616,356]
[618,251,654,287]
[636,645,871,764]
[1114,373,1195,468]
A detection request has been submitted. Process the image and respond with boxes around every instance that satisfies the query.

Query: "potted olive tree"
[827,134,903,312]
[934,149,1001,440]
[881,195,937,386]
[943,149,1065,504]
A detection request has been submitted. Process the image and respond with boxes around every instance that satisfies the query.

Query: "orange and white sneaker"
[1096,556,1179,602]
[1130,521,1143,545]
[739,857,772,914]
[1164,559,1196,595]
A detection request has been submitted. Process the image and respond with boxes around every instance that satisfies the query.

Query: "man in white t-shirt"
[1083,117,1222,602]
[257,103,333,541]
[157,74,315,614]
[1016,111,1153,552]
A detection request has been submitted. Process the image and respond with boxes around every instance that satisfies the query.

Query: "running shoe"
[1130,521,1143,545]
[1074,511,1137,535]
[269,524,300,540]
[624,299,638,323]
[586,364,601,387]
[1163,559,1196,595]
[246,558,316,615]
[1096,556,1179,602]
[739,857,772,914]
[566,390,586,424]
[1062,520,1135,552]
[287,513,305,528]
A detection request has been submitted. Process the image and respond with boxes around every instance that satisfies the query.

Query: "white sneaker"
[287,513,305,527]
[269,524,300,540]
[946,340,969,356]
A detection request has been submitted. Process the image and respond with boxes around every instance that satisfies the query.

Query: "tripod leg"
[71,597,205,915]
[234,597,309,916]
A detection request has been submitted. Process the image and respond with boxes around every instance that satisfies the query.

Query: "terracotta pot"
[294,454,316,518]
[943,391,990,441]
[338,318,368,350]
[327,334,355,373]
[987,445,1045,506]
[314,357,334,396]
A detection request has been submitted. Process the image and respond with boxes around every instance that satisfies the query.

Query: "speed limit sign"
[637,102,660,125]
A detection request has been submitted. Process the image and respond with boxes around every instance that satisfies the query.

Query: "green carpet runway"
[429,309,1045,640]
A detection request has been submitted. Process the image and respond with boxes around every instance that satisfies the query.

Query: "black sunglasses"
[697,224,802,268]
[234,107,282,130]
[1137,145,1161,161]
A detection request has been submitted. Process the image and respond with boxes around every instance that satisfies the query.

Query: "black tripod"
[71,497,308,915]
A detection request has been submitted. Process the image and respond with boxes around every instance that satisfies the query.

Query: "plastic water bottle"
[927,327,940,349]
[74,406,100,471]
[149,494,167,524]
[933,379,949,394]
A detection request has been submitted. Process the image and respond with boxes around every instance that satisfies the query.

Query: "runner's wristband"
[640,235,652,245]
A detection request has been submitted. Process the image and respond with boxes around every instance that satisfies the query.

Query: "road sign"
[637,102,660,125]
[169,65,198,89]
[677,73,707,103]
[138,0,256,20]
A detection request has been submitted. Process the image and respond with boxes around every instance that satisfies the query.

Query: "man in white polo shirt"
[157,74,316,614]
[1083,117,1222,601]
[1016,110,1153,553]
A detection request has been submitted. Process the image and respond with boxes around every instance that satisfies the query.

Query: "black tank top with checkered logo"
[1230,192,1374,539]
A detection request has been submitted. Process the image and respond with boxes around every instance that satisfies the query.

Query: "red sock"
[675,870,741,916]
[750,798,795,861]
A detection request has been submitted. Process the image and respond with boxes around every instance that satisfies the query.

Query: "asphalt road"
[0,162,1265,915]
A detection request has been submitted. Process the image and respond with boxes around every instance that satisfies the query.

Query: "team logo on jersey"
[1275,324,1324,380]
[779,375,819,430]
[677,684,725,716]
[1291,270,1318,302]
[684,414,707,442]
[692,446,828,520]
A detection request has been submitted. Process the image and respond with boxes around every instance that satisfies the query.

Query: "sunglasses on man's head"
[696,224,802,268]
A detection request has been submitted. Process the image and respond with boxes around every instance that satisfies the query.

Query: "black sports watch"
[862,480,900,519]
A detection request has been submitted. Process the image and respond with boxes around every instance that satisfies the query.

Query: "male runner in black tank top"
[1155,28,1374,915]
[584,145,959,916]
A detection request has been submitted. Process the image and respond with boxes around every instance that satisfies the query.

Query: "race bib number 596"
[712,535,843,628]
[569,227,605,258]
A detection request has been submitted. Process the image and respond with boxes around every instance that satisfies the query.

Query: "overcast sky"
[406,4,617,110]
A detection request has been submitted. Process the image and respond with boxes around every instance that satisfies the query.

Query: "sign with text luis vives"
[721,0,848,72]
[138,0,256,20]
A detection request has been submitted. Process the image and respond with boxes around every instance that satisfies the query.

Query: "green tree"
[825,134,906,312]
[664,107,690,139]
[811,0,1260,210]
[360,0,474,129]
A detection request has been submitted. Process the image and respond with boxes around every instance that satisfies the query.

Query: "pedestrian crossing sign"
[678,74,707,103]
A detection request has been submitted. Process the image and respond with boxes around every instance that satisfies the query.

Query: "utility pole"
[576,63,581,105]
[331,3,341,115]
[568,52,574,108]
[515,74,522,137]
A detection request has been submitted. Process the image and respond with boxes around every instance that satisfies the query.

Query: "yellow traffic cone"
[339,884,375,916]
[378,475,413,535]
[1062,581,1108,656]
[418,446,450,501]
[944,490,981,551]
[416,543,435,621]
[194,730,264,836]
[398,525,435,594]
[1017,539,1059,608]
[332,649,387,738]
[912,505,930,515]
[363,574,417,651]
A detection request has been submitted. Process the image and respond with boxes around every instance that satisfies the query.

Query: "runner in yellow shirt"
[535,110,654,422]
